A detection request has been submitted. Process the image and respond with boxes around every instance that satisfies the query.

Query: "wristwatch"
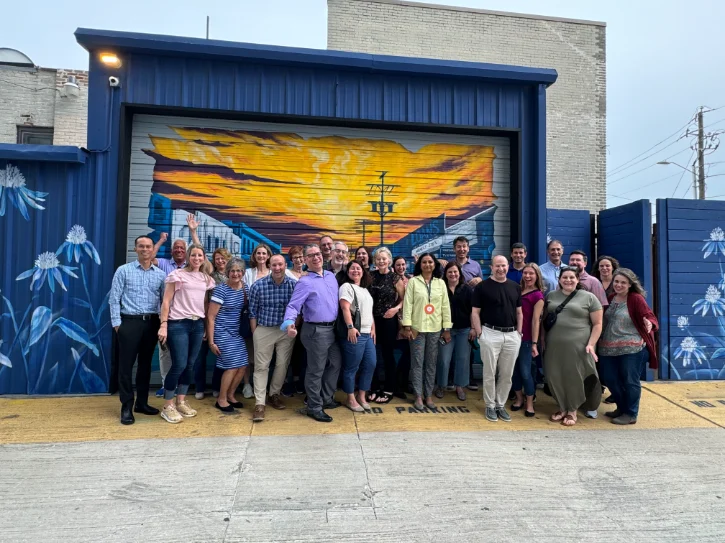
[443,328,451,332]
[347,324,354,329]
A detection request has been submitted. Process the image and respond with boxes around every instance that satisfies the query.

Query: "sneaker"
[253,405,265,422]
[160,404,183,424]
[242,383,254,399]
[485,407,498,422]
[585,410,598,419]
[195,392,205,400]
[212,391,219,398]
[467,384,479,391]
[496,407,511,422]
[176,401,197,418]
[155,387,165,398]
[612,414,637,425]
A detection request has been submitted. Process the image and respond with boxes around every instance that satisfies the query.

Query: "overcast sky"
[4,0,725,211]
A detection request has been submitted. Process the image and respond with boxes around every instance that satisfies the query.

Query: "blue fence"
[0,148,116,394]
[657,199,725,380]
[546,209,593,263]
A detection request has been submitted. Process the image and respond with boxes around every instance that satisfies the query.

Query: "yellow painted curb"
[1,381,720,445]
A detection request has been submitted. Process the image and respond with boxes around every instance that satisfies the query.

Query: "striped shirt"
[109,261,166,327]
[249,274,297,327]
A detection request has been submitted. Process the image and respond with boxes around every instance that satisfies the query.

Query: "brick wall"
[0,66,88,147]
[327,0,607,212]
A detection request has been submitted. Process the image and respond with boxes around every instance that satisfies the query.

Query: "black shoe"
[120,407,135,425]
[227,401,244,408]
[510,403,523,411]
[134,404,159,416]
[215,402,235,413]
[524,410,535,418]
[603,396,616,404]
[323,400,342,410]
[307,410,333,423]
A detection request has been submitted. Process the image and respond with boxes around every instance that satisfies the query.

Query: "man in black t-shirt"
[471,255,523,423]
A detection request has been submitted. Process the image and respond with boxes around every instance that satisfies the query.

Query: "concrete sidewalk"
[1,429,724,542]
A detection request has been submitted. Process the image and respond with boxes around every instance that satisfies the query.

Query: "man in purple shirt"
[569,250,609,307]
[282,243,342,423]
[453,236,483,285]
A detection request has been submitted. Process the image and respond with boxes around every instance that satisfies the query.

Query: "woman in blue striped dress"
[207,258,249,413]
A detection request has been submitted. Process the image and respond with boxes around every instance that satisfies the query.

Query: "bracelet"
[160,320,167,324]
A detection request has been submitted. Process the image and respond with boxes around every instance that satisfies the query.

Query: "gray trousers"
[479,327,521,409]
[301,323,342,413]
[410,331,440,398]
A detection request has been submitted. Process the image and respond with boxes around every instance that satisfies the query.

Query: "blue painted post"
[656,199,670,380]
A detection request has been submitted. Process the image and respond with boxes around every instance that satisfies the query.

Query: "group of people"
[110,216,658,428]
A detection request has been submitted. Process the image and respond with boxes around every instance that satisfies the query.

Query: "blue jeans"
[598,350,646,417]
[436,328,471,388]
[511,340,535,397]
[341,333,377,394]
[165,319,204,400]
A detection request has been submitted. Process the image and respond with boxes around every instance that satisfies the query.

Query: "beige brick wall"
[327,0,607,212]
[0,66,88,147]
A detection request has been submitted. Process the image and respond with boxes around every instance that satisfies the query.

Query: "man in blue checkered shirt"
[248,254,297,421]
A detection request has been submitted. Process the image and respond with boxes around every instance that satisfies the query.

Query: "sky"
[4,0,725,211]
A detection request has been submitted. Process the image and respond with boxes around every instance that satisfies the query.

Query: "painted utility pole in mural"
[367,171,398,246]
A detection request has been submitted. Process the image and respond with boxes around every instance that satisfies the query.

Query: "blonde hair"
[373,246,393,265]
[184,243,215,286]
[520,263,544,292]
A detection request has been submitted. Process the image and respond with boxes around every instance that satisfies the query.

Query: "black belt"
[121,314,159,321]
[483,323,516,333]
[307,321,335,326]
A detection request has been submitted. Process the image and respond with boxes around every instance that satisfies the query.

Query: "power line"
[614,171,682,197]
[606,112,695,177]
[606,146,691,186]
[671,150,697,197]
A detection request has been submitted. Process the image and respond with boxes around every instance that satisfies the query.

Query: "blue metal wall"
[0,150,116,394]
[76,28,553,264]
[545,209,593,264]
[657,199,725,380]
[598,200,653,296]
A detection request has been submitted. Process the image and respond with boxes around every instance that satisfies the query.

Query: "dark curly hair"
[413,253,442,279]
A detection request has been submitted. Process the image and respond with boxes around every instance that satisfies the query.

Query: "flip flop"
[374,392,394,404]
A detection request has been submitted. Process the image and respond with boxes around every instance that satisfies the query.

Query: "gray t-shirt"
[338,283,374,334]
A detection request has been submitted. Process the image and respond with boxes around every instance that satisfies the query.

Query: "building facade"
[327,0,607,212]
[0,49,88,147]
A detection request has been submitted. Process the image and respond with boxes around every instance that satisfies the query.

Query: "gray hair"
[373,246,393,264]
[225,257,245,276]
[334,241,348,251]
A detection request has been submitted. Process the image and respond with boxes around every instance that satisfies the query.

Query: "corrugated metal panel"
[122,54,530,129]
[0,155,116,394]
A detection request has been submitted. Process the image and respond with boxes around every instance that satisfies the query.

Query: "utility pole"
[692,159,698,199]
[697,107,706,199]
[206,16,210,39]
[367,171,398,245]
[357,219,368,246]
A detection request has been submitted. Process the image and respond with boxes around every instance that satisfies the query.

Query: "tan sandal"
[549,411,565,422]
[561,414,577,426]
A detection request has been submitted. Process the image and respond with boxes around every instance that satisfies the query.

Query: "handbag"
[336,286,361,339]
[542,290,578,332]
[239,284,252,339]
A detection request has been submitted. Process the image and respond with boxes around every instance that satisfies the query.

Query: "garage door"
[128,114,511,268]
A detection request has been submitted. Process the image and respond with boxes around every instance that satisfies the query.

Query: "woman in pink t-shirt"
[510,263,545,417]
[158,243,216,424]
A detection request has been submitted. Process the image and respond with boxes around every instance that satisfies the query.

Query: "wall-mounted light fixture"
[62,75,80,98]
[100,53,122,69]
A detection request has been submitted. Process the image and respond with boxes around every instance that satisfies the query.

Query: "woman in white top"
[243,243,272,285]
[338,261,376,412]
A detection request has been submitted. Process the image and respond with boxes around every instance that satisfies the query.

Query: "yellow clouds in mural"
[145,126,496,244]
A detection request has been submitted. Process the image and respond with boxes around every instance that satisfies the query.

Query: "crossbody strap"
[553,290,578,315]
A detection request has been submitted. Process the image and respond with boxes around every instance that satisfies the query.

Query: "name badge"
[424,304,435,315]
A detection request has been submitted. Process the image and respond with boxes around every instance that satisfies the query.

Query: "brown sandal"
[549,411,566,422]
[561,414,577,426]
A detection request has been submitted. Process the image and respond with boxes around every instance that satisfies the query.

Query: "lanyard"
[424,278,432,303]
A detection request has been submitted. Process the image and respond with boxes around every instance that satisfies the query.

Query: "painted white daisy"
[673,337,707,367]
[693,285,725,317]
[56,224,101,265]
[16,251,78,292]
[0,164,48,221]
[702,227,725,258]
[676,316,689,329]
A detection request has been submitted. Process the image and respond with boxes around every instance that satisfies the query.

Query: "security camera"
[108,76,120,87]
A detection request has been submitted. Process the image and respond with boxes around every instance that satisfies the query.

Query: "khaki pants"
[479,327,521,409]
[253,325,296,406]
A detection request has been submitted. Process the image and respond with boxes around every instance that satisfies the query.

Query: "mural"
[0,163,111,395]
[137,124,506,268]
[669,226,725,380]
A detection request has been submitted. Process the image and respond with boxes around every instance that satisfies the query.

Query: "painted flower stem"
[3,296,32,394]
[80,262,108,385]
[33,295,53,394]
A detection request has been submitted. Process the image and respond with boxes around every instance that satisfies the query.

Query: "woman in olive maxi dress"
[542,267,604,426]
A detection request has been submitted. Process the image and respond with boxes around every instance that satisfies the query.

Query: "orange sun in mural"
[144,126,497,247]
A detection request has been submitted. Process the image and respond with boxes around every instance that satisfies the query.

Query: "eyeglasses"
[291,255,305,261]
[305,252,323,259]
[333,249,347,254]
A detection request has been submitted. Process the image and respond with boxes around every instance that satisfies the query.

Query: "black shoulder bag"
[336,286,361,339]
[542,290,578,332]
[239,285,253,339]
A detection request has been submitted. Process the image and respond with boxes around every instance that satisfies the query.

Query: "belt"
[307,321,335,326]
[121,314,159,321]
[483,323,516,333]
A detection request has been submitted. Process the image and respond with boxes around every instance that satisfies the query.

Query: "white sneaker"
[585,410,598,419]
[161,404,183,424]
[176,401,198,418]
[212,391,219,398]
[195,392,205,400]
[242,383,254,399]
